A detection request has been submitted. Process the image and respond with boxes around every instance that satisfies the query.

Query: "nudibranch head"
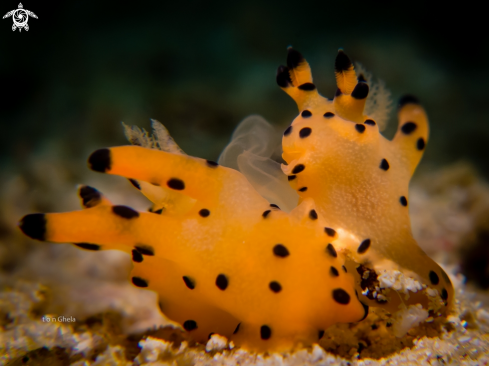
[278,48,453,318]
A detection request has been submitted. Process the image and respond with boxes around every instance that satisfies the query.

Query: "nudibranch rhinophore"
[18,48,453,352]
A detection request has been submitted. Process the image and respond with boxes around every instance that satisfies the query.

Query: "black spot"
[398,94,419,108]
[351,82,369,99]
[22,356,29,363]
[298,187,308,192]
[309,209,318,220]
[355,124,366,133]
[183,320,198,331]
[199,209,210,217]
[276,65,292,88]
[335,88,342,96]
[269,281,282,293]
[300,127,312,138]
[325,227,336,237]
[324,112,335,118]
[318,330,325,340]
[400,196,408,206]
[380,159,390,171]
[88,148,111,173]
[284,126,292,136]
[364,119,376,126]
[128,179,140,190]
[262,210,271,218]
[401,122,417,135]
[273,244,289,257]
[301,110,312,118]
[132,277,148,288]
[386,322,392,327]
[332,289,350,304]
[135,244,154,256]
[441,288,448,301]
[358,239,371,254]
[417,137,426,150]
[131,249,143,263]
[233,323,241,334]
[183,276,195,289]
[335,50,352,72]
[298,83,316,91]
[206,160,219,167]
[292,164,305,174]
[112,205,139,219]
[371,324,378,330]
[216,274,228,290]
[260,325,272,340]
[79,185,102,208]
[288,175,296,181]
[326,243,337,258]
[167,178,185,190]
[74,243,100,251]
[429,271,440,285]
[208,333,215,339]
[357,73,367,82]
[18,214,46,241]
[342,265,347,273]
[287,47,304,69]
[270,204,280,209]
[330,266,339,277]
[153,208,163,214]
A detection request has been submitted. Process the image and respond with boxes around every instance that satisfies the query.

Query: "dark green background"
[1,1,488,176]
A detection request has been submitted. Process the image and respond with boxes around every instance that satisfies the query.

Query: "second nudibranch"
[277,47,453,315]
[19,145,367,352]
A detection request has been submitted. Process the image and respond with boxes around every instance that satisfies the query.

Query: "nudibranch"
[277,48,453,318]
[18,146,367,351]
[17,48,453,352]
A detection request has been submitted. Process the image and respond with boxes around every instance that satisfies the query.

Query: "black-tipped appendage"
[276,65,292,88]
[19,213,47,241]
[286,47,304,69]
[351,82,369,99]
[335,50,352,72]
[398,94,420,109]
[357,73,367,82]
[88,148,111,173]
[79,185,102,208]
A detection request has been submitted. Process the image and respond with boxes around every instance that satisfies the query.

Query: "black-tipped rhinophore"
[18,213,47,241]
[79,185,102,208]
[88,148,111,173]
[351,82,369,99]
[287,47,304,69]
[398,94,420,109]
[276,65,292,88]
[335,50,352,72]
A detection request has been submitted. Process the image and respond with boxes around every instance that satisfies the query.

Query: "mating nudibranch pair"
[19,48,453,352]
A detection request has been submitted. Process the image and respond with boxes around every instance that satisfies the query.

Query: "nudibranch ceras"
[18,139,367,351]
[276,47,453,317]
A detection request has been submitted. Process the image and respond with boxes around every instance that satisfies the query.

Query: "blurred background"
[1,1,489,288]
